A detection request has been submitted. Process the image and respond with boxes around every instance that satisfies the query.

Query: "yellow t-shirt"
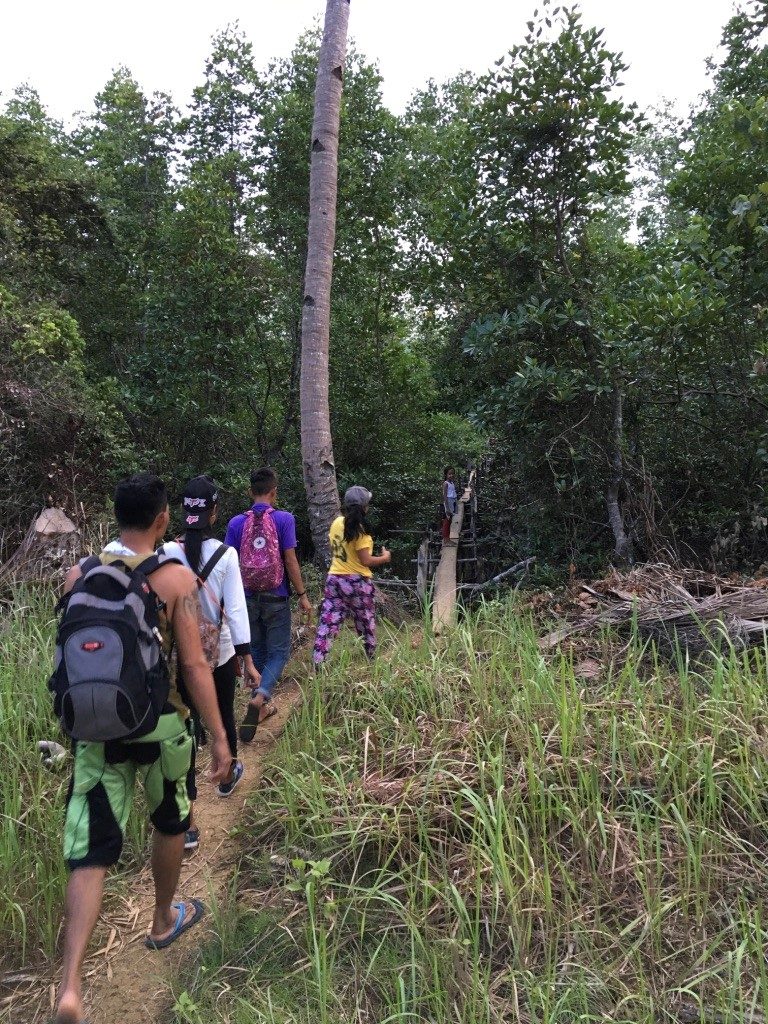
[329,516,374,578]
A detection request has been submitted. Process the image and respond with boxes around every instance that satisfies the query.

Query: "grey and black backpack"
[50,552,181,742]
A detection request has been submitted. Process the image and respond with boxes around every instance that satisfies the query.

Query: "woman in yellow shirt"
[312,486,391,666]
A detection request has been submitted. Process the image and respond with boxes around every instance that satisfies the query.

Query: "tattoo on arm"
[180,587,201,619]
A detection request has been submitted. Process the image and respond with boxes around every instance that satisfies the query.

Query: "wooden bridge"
[431,468,476,632]
[410,464,534,632]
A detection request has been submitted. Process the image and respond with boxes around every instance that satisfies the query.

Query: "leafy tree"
[403,5,643,565]
[9,4,768,577]
[0,91,129,540]
[72,70,176,376]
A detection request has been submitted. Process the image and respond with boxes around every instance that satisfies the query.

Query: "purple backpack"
[240,508,285,591]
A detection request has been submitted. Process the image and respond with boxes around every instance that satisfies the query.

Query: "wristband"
[296,591,307,598]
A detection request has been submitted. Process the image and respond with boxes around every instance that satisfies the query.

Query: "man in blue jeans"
[225,467,313,740]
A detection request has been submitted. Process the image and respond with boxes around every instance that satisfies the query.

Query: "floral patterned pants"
[312,574,376,664]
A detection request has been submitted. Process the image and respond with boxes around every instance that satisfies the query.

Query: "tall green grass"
[174,600,768,1024]
[0,591,148,967]
[0,592,68,963]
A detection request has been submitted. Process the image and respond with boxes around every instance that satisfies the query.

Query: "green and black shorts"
[64,712,195,870]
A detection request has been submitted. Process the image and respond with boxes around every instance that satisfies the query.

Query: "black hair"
[444,466,455,479]
[180,519,216,576]
[114,473,168,530]
[343,502,370,543]
[250,467,278,496]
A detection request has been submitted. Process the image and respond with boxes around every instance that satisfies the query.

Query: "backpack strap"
[197,544,229,626]
[136,551,183,577]
[129,552,184,621]
[198,543,229,583]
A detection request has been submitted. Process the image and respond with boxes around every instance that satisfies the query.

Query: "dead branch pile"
[540,562,768,653]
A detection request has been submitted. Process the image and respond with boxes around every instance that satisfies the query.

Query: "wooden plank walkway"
[432,470,475,633]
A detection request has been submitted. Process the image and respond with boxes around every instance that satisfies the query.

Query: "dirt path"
[18,680,302,1024]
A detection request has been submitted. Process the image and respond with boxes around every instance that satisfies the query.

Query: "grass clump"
[0,592,68,963]
[174,600,768,1024]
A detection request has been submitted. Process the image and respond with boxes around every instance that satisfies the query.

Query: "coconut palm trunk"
[300,0,350,565]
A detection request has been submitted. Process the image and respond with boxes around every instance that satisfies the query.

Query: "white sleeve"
[221,547,250,648]
[162,540,188,568]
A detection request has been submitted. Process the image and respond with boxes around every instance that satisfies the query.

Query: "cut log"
[462,557,537,594]
[448,497,466,543]
[35,508,76,536]
[0,508,81,586]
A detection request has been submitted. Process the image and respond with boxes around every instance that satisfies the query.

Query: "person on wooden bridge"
[441,466,458,544]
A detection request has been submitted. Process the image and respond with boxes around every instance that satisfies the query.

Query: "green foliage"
[478,6,641,245]
[174,606,768,1023]
[0,94,132,540]
[0,285,84,365]
[0,31,466,551]
[3,2,768,569]
[0,594,66,961]
[401,1,768,570]
[401,4,645,565]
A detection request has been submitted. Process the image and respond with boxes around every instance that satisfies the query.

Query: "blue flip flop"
[144,898,205,950]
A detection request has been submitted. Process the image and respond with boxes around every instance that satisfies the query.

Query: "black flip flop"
[144,897,205,950]
[239,700,276,743]
[239,702,260,743]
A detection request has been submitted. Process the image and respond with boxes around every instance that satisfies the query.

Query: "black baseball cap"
[181,475,219,530]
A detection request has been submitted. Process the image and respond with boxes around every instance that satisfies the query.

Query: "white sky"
[1,1,736,122]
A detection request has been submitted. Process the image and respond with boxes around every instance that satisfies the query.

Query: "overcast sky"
[1,1,736,123]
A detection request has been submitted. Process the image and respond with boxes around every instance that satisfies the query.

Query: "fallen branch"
[461,557,537,594]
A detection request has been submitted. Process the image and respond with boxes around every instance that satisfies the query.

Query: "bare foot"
[55,989,83,1024]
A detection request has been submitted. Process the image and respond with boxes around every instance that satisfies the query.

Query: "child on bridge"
[442,466,458,543]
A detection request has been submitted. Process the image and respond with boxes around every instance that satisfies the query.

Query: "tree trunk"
[606,383,634,564]
[299,0,350,566]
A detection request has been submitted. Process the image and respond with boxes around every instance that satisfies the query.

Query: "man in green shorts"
[54,473,231,1024]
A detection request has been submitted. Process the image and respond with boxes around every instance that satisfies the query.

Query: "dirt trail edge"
[24,680,302,1024]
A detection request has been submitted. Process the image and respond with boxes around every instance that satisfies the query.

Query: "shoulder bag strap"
[191,543,228,626]
[198,542,229,583]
